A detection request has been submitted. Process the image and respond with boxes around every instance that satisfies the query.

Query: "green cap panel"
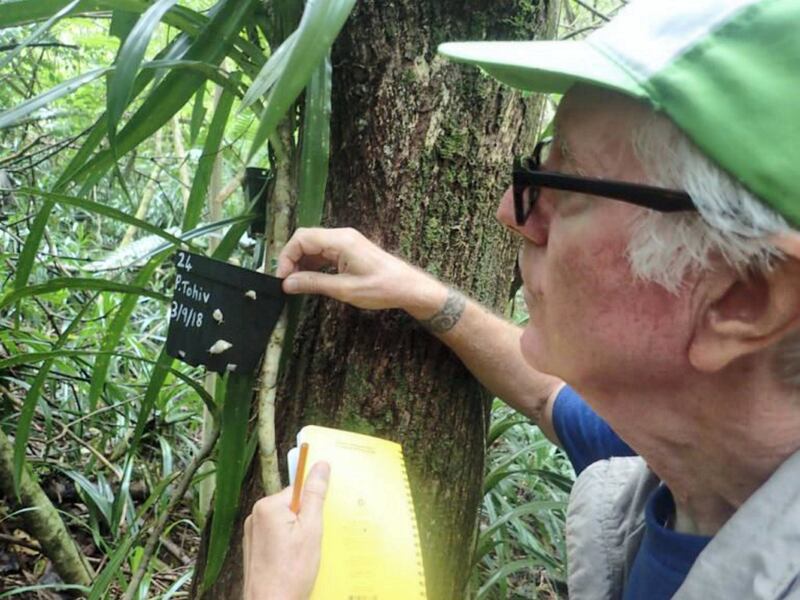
[645,0,800,227]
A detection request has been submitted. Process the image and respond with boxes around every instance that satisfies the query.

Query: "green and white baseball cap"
[438,0,800,227]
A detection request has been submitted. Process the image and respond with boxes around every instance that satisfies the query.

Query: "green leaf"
[16,187,191,251]
[110,9,138,42]
[487,412,528,446]
[107,0,180,138]
[0,0,80,72]
[0,67,111,130]
[141,60,240,93]
[87,474,176,600]
[201,372,254,591]
[0,0,195,32]
[88,256,165,411]
[189,84,207,145]
[14,202,53,292]
[247,0,357,160]
[182,73,239,231]
[0,350,212,410]
[126,349,175,465]
[136,214,257,265]
[296,55,331,228]
[110,457,135,537]
[477,558,550,600]
[211,216,253,259]
[161,571,193,599]
[0,0,87,27]
[477,500,565,549]
[280,55,332,368]
[69,0,260,188]
[0,278,167,312]
[12,295,98,498]
[63,470,114,526]
[239,29,298,111]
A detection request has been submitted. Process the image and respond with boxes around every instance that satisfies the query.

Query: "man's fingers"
[276,228,350,278]
[283,271,356,299]
[243,515,252,597]
[299,462,330,520]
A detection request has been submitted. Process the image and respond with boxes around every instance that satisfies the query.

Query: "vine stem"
[122,421,220,600]
[256,120,294,494]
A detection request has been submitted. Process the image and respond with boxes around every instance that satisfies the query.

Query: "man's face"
[497,86,698,394]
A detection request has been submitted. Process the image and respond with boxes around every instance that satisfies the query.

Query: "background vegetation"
[0,0,621,597]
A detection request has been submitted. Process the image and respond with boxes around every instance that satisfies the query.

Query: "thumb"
[299,461,330,519]
[283,271,354,300]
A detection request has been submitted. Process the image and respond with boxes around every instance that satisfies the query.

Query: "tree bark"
[193,1,558,598]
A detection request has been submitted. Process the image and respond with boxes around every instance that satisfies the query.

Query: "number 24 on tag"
[177,252,193,272]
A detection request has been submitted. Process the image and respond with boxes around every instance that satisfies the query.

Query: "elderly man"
[243,0,800,597]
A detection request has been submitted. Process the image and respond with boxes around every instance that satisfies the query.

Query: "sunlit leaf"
[0,0,80,72]
[0,68,110,130]
[247,0,357,160]
[107,0,180,139]
[0,279,167,312]
[16,187,191,250]
[182,74,238,231]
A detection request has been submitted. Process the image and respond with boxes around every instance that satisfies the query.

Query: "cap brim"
[438,40,647,99]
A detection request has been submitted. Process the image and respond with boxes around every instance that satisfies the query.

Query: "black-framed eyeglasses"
[512,138,696,226]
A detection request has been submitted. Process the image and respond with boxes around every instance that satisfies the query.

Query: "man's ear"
[689,252,800,373]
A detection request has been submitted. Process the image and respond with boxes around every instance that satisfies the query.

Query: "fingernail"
[311,461,330,482]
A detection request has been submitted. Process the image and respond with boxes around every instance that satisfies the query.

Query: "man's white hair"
[627,114,799,386]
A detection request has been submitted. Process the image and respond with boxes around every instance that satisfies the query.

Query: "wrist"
[401,271,450,321]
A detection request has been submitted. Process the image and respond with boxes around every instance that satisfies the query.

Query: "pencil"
[290,442,309,514]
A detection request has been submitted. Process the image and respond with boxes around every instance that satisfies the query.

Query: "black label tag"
[165,251,285,375]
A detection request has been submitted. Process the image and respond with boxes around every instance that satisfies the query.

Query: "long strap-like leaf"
[70,0,259,187]
[87,255,165,411]
[201,372,255,591]
[107,0,181,138]
[182,74,239,231]
[12,295,98,498]
[0,279,167,311]
[16,187,190,249]
[0,68,111,130]
[247,0,357,160]
[0,0,80,72]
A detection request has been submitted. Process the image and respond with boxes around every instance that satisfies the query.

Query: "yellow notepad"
[288,425,427,600]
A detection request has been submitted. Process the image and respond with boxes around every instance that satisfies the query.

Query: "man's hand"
[276,227,447,318]
[276,227,563,440]
[243,462,330,600]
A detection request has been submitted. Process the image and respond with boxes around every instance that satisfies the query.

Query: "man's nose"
[496,186,549,246]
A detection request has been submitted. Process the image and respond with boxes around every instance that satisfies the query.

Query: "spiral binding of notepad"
[398,447,428,599]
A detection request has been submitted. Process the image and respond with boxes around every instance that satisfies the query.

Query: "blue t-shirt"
[552,385,711,599]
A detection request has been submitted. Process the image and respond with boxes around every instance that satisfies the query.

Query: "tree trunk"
[193,1,558,598]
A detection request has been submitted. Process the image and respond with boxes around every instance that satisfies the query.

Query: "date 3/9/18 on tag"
[165,251,286,375]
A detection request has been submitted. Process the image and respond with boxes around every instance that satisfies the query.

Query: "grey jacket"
[565,450,800,599]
